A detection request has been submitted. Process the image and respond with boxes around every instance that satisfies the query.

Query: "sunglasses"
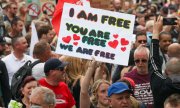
[138,40,147,43]
[55,67,64,71]
[134,59,147,63]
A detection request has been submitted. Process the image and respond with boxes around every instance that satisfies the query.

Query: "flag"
[51,0,90,36]
[29,21,39,57]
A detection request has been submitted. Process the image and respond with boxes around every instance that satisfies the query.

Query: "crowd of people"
[0,0,180,108]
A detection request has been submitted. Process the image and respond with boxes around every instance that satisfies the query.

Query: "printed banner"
[55,3,135,65]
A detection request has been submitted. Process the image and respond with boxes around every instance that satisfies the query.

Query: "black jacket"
[149,39,180,108]
[0,60,11,107]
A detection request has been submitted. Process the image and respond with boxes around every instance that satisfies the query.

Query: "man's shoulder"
[2,53,13,62]
[23,54,33,59]
[124,69,137,77]
[59,82,68,87]
[38,78,46,83]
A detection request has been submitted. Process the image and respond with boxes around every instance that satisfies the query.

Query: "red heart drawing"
[62,36,71,43]
[121,38,129,46]
[73,42,78,46]
[113,34,119,38]
[73,34,80,40]
[121,47,126,52]
[108,40,118,49]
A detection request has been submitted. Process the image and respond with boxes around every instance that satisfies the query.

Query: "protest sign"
[55,3,135,66]
[26,0,55,21]
[28,3,41,17]
[40,0,55,16]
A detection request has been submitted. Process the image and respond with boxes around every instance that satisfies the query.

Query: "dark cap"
[108,82,133,97]
[0,36,6,44]
[44,58,68,74]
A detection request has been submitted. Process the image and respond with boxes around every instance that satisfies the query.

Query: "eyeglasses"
[138,40,147,43]
[134,59,147,63]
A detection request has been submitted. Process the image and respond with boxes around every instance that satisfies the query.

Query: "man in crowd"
[124,46,153,108]
[150,16,180,108]
[38,58,76,108]
[134,32,147,48]
[2,36,34,85]
[37,25,56,51]
[112,0,123,12]
[159,31,172,75]
[3,2,18,26]
[167,43,180,59]
[32,40,53,80]
[108,82,132,108]
[8,18,24,38]
[0,37,11,107]
[30,86,56,108]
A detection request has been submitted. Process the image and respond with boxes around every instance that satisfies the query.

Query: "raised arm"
[80,59,97,108]
[150,16,164,73]
[94,62,104,82]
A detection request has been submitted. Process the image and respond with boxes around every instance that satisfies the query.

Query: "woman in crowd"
[60,56,89,108]
[90,79,110,108]
[19,76,38,108]
[80,59,111,108]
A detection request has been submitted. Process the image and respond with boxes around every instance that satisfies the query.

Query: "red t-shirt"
[39,78,75,108]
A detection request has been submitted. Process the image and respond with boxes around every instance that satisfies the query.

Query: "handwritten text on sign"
[55,3,135,65]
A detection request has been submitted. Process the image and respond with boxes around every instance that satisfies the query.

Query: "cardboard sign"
[55,3,135,66]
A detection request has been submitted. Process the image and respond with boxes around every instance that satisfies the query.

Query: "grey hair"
[30,86,56,105]
[134,45,150,59]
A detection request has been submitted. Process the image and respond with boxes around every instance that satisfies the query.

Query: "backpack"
[11,60,41,100]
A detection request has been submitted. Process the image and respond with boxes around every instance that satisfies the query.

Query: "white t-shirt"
[2,53,34,85]
[32,62,45,80]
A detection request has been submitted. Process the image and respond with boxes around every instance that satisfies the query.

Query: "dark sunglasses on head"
[134,59,147,63]
[138,40,147,43]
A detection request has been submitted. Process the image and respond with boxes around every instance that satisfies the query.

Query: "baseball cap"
[44,58,69,74]
[108,82,133,97]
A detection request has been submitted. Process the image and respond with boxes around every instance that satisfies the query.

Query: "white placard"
[55,3,135,66]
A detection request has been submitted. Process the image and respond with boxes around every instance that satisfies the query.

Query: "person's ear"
[108,98,112,107]
[21,87,24,95]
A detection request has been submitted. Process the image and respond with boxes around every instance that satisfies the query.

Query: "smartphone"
[163,18,177,25]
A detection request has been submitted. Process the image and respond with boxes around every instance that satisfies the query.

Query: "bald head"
[113,0,122,11]
[166,57,180,75]
[167,43,180,59]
